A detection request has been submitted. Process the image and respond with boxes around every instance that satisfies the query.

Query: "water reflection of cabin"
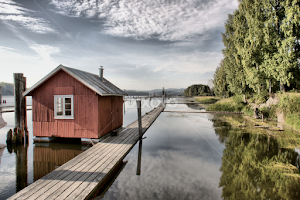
[24,65,127,139]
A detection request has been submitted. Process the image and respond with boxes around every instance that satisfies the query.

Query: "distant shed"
[23,65,127,139]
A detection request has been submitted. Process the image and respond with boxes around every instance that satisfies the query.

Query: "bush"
[259,107,270,118]
[250,91,270,104]
[278,94,300,131]
[242,105,254,116]
[278,95,300,115]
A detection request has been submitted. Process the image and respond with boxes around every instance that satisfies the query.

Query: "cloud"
[30,44,60,61]
[0,0,56,34]
[50,0,239,41]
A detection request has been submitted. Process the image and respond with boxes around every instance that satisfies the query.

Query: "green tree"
[222,12,253,100]
[184,84,211,97]
[213,60,231,97]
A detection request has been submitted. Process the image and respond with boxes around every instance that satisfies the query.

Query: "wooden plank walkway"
[0,105,32,113]
[8,104,165,200]
[163,110,243,114]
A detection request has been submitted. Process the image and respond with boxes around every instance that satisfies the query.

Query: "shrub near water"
[278,94,300,131]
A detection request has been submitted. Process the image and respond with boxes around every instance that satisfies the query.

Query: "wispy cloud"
[50,0,239,41]
[0,0,56,34]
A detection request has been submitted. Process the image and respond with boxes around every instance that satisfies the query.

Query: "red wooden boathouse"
[23,65,127,139]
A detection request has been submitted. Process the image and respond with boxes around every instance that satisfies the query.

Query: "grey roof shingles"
[24,64,127,96]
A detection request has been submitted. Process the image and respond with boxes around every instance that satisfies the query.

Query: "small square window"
[54,95,74,119]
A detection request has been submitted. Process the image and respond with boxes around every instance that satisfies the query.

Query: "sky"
[0,0,239,90]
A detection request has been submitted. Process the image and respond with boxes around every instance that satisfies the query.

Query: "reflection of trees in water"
[185,103,205,110]
[219,128,300,199]
[210,116,231,144]
[209,115,300,199]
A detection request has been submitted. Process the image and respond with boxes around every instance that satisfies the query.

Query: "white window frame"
[54,95,74,119]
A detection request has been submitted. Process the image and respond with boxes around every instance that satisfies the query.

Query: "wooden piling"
[162,87,165,104]
[137,100,142,139]
[6,129,12,143]
[14,73,27,143]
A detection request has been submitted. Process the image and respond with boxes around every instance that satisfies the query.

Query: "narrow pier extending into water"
[8,104,165,200]
[164,110,243,114]
[0,105,32,113]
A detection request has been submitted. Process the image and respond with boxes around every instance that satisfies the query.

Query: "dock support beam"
[137,100,142,139]
[14,73,27,143]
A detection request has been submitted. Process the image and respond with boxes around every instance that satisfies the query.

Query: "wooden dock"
[163,110,243,114]
[8,104,165,200]
[0,105,32,113]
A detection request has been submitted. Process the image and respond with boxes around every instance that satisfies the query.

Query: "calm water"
[1,97,300,199]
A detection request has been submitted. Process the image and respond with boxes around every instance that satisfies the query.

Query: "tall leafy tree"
[218,0,300,95]
[213,60,231,97]
[222,11,253,99]
[236,0,270,94]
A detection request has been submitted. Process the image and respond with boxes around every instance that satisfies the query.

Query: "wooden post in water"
[14,73,27,143]
[137,100,142,139]
[162,87,165,104]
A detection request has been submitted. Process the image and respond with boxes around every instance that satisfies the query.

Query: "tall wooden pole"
[14,73,23,129]
[22,77,28,143]
[162,87,165,104]
[14,73,27,143]
[137,100,142,139]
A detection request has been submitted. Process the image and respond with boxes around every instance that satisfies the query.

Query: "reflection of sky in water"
[101,111,225,200]
[0,97,224,199]
[0,104,34,199]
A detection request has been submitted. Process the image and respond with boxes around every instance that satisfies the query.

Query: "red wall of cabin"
[31,70,99,138]
[97,96,123,137]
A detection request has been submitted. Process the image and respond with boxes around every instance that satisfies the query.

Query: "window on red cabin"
[54,95,74,119]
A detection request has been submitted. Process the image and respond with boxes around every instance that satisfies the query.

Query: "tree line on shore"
[184,84,212,97]
[0,82,14,96]
[213,0,299,98]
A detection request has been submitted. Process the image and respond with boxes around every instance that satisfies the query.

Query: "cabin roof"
[24,64,127,96]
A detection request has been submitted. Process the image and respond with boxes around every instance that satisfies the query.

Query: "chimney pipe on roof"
[99,66,104,81]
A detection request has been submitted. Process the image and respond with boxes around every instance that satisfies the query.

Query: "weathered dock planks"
[8,103,165,200]
[163,110,243,114]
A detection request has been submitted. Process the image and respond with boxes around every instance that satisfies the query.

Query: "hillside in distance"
[0,82,14,96]
[125,88,185,96]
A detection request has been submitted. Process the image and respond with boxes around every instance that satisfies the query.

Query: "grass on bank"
[207,92,300,133]
[206,95,254,116]
[195,96,220,104]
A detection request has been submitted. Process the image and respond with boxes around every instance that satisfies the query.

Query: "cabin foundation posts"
[12,73,28,144]
[137,100,142,139]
